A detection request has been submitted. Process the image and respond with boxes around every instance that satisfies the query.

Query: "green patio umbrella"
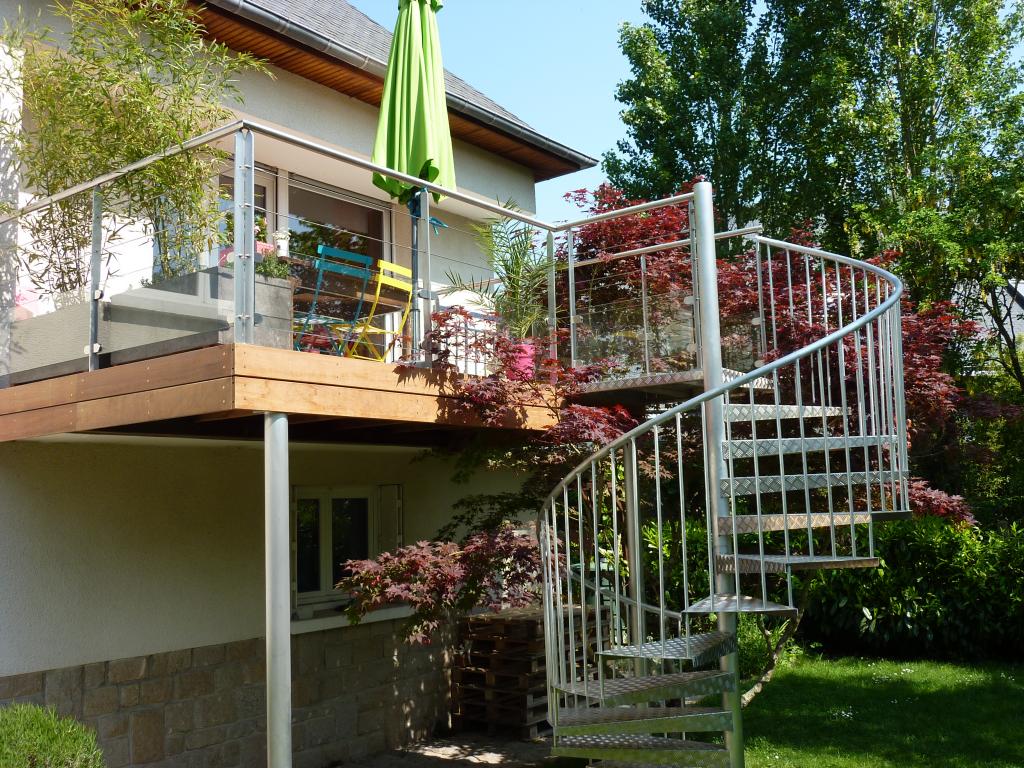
[371,0,457,202]
[371,0,456,363]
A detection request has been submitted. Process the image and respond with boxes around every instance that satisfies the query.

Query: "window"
[292,485,403,613]
[286,175,387,264]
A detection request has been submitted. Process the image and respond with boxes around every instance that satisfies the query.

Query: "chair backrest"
[376,261,413,292]
[315,244,373,279]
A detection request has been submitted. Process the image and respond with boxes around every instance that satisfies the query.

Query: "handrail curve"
[539,209,910,767]
[543,236,904,503]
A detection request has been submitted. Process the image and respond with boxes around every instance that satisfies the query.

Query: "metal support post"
[88,188,103,370]
[688,201,702,364]
[693,181,744,768]
[420,188,433,366]
[265,412,292,768]
[566,229,577,367]
[546,231,557,361]
[409,193,422,362]
[233,129,256,344]
[640,254,651,374]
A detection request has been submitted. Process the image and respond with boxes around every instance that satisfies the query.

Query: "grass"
[743,655,1024,767]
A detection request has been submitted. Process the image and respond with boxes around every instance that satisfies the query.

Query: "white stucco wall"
[0,437,521,676]
[232,65,536,212]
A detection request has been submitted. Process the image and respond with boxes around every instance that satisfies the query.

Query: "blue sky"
[348,1,648,223]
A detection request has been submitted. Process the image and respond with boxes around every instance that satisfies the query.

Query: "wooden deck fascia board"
[233,345,452,397]
[0,344,556,441]
[233,346,555,430]
[0,378,235,441]
[0,346,234,417]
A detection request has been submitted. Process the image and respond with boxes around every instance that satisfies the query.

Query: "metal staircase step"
[684,594,797,616]
[716,554,880,574]
[556,706,732,735]
[552,736,728,767]
[720,469,901,495]
[724,403,844,421]
[719,511,871,534]
[725,434,898,459]
[873,509,914,521]
[555,670,733,705]
[722,369,773,390]
[597,632,736,667]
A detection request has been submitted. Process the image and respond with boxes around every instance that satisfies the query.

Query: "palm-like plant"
[446,208,550,340]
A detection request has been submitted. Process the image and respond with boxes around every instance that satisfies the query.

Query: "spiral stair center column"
[693,181,744,768]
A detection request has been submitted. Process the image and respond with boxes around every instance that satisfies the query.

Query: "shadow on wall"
[0,44,21,381]
[290,620,455,765]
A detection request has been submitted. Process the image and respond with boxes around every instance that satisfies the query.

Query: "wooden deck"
[0,345,555,444]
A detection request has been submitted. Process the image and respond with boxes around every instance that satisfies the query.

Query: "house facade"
[0,3,594,767]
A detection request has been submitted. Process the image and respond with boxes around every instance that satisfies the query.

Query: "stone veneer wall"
[0,619,453,768]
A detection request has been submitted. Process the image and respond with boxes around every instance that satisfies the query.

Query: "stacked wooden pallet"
[451,607,551,739]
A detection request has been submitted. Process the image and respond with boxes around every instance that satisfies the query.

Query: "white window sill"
[290,603,413,635]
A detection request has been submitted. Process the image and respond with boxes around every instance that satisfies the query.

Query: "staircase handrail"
[543,236,904,505]
[539,188,908,768]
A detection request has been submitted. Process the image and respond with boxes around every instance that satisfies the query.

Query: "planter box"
[253,273,294,350]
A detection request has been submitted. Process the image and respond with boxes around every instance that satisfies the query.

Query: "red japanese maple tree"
[341,185,985,643]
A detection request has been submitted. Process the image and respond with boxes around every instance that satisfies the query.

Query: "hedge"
[802,518,1024,659]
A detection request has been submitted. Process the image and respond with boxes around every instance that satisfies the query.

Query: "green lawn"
[743,656,1024,768]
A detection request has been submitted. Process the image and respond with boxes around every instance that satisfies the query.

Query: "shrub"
[803,519,1024,659]
[0,704,105,767]
[338,521,541,644]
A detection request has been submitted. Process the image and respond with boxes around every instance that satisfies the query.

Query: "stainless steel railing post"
[567,228,577,368]
[233,128,256,344]
[88,187,103,370]
[547,230,558,361]
[420,188,433,366]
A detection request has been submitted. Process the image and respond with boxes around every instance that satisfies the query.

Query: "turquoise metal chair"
[294,244,373,354]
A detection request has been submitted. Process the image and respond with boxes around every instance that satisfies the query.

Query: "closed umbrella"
[372,0,456,200]
[371,0,456,360]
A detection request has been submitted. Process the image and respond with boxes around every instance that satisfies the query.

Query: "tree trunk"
[740,586,809,708]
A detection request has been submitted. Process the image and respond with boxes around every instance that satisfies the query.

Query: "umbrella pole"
[420,187,433,367]
[408,188,433,367]
[409,193,422,364]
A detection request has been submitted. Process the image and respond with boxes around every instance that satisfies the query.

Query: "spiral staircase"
[538,182,910,768]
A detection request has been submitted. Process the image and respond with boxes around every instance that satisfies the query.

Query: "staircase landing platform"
[573,368,769,406]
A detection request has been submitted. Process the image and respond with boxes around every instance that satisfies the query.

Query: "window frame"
[290,484,405,619]
[284,172,394,266]
[291,484,378,607]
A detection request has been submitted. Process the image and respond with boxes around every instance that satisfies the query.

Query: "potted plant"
[446,208,550,380]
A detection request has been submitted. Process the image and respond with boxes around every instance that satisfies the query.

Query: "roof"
[202,0,597,178]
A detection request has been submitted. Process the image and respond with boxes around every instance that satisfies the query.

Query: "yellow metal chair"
[344,261,414,362]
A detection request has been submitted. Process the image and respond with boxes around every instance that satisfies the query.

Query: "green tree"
[605,0,757,228]
[608,0,1024,393]
[0,0,266,293]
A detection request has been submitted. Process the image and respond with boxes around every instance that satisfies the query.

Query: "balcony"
[0,120,761,443]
